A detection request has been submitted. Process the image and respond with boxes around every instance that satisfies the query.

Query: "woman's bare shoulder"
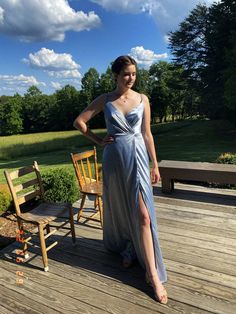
[140,93,149,107]
[90,93,109,110]
[140,93,149,101]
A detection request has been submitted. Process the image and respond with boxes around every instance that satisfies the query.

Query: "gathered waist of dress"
[111,132,143,138]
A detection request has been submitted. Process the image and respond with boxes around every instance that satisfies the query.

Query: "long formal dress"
[102,99,167,283]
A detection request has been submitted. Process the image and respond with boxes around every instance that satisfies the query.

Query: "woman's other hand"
[151,166,161,184]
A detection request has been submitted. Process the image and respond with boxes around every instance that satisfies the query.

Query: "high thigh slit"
[102,100,167,283]
[138,190,157,268]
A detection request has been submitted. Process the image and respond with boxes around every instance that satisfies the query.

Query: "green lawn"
[0,119,235,184]
[153,119,236,162]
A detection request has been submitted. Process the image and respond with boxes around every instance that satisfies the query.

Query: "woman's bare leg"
[138,192,167,303]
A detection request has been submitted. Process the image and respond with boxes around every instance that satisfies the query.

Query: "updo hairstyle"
[111,55,137,75]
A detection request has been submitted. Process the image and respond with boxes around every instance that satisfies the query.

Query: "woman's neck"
[114,87,132,97]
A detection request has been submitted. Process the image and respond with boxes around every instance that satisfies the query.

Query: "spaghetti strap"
[140,93,143,103]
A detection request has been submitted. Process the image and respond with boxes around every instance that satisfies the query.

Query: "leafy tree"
[99,66,116,94]
[81,68,100,105]
[81,68,105,128]
[149,62,191,122]
[23,86,43,132]
[0,95,9,105]
[134,68,151,97]
[22,86,60,133]
[169,0,236,121]
[149,62,171,122]
[40,94,58,131]
[224,30,236,121]
[55,85,80,130]
[201,0,236,118]
[0,94,23,135]
[169,4,209,80]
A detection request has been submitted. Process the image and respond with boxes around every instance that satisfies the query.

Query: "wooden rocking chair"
[4,161,76,271]
[70,147,103,227]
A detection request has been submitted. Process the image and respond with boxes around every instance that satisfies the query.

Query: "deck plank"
[0,242,212,314]
[0,183,236,314]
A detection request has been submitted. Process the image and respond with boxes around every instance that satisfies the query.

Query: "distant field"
[0,129,107,160]
[153,119,236,162]
[0,119,235,183]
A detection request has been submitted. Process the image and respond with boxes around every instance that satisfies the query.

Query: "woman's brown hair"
[111,55,137,75]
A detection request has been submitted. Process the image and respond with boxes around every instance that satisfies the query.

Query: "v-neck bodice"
[108,101,143,117]
[104,101,144,136]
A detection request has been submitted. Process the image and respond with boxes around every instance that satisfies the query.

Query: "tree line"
[0,62,199,135]
[0,0,235,136]
[169,0,236,122]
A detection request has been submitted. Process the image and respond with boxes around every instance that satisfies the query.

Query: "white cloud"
[23,48,82,79]
[48,70,81,78]
[164,35,170,43]
[129,46,168,68]
[0,74,45,87]
[0,6,4,24]
[90,0,216,33]
[91,0,147,13]
[51,81,62,90]
[0,0,101,42]
[0,74,46,94]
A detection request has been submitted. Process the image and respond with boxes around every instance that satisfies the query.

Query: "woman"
[73,55,168,304]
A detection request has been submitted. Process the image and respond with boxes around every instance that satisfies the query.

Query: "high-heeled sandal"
[155,288,168,304]
[145,273,168,304]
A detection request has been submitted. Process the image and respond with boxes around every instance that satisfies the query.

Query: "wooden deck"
[0,183,236,314]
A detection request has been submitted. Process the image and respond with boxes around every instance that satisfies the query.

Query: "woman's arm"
[141,94,160,183]
[73,94,113,146]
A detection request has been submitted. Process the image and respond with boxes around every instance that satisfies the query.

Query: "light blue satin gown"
[102,99,167,283]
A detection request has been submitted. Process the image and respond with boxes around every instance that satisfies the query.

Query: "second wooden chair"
[70,147,103,227]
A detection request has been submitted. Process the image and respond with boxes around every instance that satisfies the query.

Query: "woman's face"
[116,64,136,89]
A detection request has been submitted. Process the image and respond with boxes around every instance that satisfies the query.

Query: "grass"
[0,129,107,160]
[154,119,236,162]
[0,119,236,184]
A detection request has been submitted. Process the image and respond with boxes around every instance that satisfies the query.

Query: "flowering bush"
[216,152,236,165]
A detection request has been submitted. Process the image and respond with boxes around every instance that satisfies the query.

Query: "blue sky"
[0,0,216,96]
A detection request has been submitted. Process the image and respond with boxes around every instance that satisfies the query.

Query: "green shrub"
[216,152,236,165]
[0,184,13,213]
[42,168,79,203]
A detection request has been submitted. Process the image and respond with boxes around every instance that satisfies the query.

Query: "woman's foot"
[155,288,168,304]
[145,272,168,304]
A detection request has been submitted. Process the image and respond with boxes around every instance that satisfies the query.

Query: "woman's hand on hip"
[101,134,114,146]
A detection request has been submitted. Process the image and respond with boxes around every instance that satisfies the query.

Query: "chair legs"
[98,196,103,228]
[77,194,86,222]
[77,194,103,227]
[17,219,29,259]
[94,196,99,209]
[38,224,49,272]
[46,225,50,234]
[69,206,76,245]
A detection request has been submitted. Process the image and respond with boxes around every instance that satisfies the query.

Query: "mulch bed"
[0,214,18,249]
[0,212,35,250]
